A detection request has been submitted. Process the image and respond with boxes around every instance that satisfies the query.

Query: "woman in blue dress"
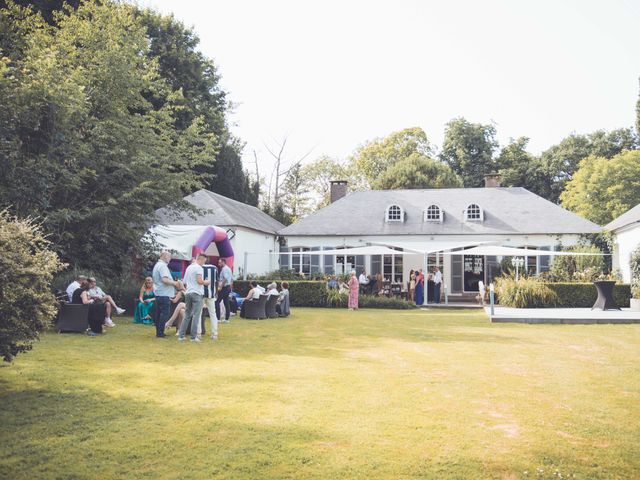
[134,277,156,324]
[414,270,424,306]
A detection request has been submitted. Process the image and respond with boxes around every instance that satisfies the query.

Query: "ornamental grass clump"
[631,246,640,299]
[494,275,558,308]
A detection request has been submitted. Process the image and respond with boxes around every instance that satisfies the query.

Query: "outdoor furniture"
[244,294,268,319]
[56,303,89,333]
[265,295,279,318]
[592,280,620,311]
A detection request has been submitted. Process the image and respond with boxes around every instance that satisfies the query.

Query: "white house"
[278,177,601,300]
[605,204,640,283]
[153,189,284,277]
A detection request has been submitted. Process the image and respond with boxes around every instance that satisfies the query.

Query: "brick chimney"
[484,173,501,188]
[330,180,348,203]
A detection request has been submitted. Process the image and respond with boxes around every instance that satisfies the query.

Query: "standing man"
[152,251,183,338]
[358,270,370,295]
[433,266,443,304]
[201,262,218,340]
[215,258,233,323]
[178,253,210,342]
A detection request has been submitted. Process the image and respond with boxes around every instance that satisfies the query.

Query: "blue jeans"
[179,293,204,340]
[154,296,171,336]
[215,286,231,321]
[434,283,441,304]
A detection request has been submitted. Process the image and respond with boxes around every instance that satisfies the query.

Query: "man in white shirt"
[178,253,210,342]
[152,251,184,338]
[433,266,443,304]
[359,270,369,294]
[266,282,279,296]
[66,275,86,302]
[215,258,234,323]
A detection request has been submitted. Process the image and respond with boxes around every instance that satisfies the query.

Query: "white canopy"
[314,245,406,256]
[369,240,486,255]
[146,225,220,260]
[441,245,607,256]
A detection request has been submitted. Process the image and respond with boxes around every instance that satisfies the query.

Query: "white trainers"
[105,318,116,327]
[116,307,126,315]
[190,337,201,343]
[210,335,218,341]
[178,337,185,342]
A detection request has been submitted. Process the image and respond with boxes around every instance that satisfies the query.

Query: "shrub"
[233,281,327,307]
[325,289,348,308]
[631,246,640,299]
[0,211,64,362]
[494,275,558,308]
[359,296,417,309]
[548,245,606,282]
[548,283,631,308]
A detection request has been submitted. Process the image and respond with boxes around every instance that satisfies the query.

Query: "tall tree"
[540,128,638,203]
[496,137,549,197]
[439,118,498,187]
[0,2,209,276]
[372,154,463,190]
[279,162,311,222]
[300,156,350,211]
[560,150,640,225]
[351,127,433,187]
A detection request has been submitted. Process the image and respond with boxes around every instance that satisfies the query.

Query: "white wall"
[229,227,279,278]
[283,233,585,286]
[612,224,640,283]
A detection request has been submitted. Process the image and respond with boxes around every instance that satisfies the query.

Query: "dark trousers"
[215,286,231,321]
[434,283,441,304]
[154,296,171,336]
[88,304,106,333]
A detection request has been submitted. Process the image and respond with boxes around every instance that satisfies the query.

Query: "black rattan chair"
[56,303,90,333]
[265,295,279,318]
[244,295,268,319]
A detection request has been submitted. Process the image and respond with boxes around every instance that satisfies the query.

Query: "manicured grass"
[1,308,639,479]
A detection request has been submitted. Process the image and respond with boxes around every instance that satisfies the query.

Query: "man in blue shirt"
[215,258,233,323]
[152,251,184,338]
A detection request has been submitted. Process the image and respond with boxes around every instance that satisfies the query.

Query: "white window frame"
[424,204,443,223]
[465,203,483,222]
[385,204,404,223]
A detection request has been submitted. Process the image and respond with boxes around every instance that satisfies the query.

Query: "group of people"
[66,275,127,335]
[149,251,235,342]
[240,281,290,317]
[409,267,442,305]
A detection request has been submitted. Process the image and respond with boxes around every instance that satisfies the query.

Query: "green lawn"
[1,308,639,479]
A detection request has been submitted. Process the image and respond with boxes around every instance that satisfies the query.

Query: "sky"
[140,0,640,176]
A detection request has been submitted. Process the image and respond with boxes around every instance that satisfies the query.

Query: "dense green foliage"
[372,154,463,190]
[0,2,211,276]
[560,150,640,225]
[439,118,498,188]
[631,246,640,299]
[0,210,64,362]
[547,245,607,282]
[547,283,631,308]
[494,276,559,308]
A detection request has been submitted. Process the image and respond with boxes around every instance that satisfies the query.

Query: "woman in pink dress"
[348,270,359,310]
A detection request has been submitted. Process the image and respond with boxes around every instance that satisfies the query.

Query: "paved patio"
[486,306,640,324]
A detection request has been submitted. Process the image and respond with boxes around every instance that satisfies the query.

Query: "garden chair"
[244,295,268,319]
[56,303,90,333]
[265,295,279,318]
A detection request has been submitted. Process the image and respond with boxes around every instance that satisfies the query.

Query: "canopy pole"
[423,252,427,306]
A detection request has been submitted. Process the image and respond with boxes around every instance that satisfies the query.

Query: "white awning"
[368,240,486,255]
[441,245,607,256]
[315,246,406,256]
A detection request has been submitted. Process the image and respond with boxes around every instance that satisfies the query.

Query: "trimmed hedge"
[547,283,631,308]
[233,281,327,307]
[233,280,417,309]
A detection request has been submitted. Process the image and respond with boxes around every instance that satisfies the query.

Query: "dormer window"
[424,204,443,223]
[386,204,404,222]
[465,203,483,221]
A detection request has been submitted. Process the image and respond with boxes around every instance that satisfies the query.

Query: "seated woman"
[71,278,107,336]
[134,277,156,324]
[240,281,261,318]
[276,281,290,316]
[164,290,185,334]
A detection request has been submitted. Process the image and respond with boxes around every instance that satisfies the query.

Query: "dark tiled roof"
[279,187,601,236]
[154,189,284,234]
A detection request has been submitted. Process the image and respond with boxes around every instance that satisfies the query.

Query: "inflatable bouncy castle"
[147,225,234,277]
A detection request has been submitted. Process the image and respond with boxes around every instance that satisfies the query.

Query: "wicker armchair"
[244,295,268,319]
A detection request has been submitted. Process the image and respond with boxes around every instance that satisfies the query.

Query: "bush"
[233,281,327,307]
[0,211,64,362]
[494,276,558,308]
[631,246,640,299]
[233,281,418,309]
[548,245,606,282]
[548,283,631,308]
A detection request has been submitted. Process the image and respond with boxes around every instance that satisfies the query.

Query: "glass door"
[463,255,484,292]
